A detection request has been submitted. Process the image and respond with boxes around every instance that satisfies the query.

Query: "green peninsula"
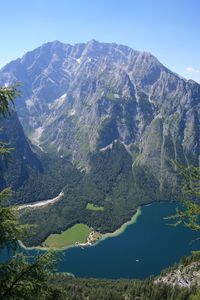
[44,224,91,249]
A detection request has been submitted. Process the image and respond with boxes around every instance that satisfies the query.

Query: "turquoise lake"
[2,202,200,279]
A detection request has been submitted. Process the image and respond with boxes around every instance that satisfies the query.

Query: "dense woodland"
[47,276,196,300]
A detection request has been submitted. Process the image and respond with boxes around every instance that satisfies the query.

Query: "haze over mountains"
[0,40,199,246]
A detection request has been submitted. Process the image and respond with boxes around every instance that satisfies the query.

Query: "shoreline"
[18,208,142,252]
[98,208,141,242]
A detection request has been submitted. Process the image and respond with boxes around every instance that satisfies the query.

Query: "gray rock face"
[155,261,200,288]
[0,40,199,184]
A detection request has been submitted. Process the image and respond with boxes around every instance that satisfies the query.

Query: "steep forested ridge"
[0,111,42,192]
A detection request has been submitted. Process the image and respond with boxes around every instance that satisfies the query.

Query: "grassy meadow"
[86,203,104,211]
[44,223,91,248]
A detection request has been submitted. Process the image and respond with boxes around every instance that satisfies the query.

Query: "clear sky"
[1,0,200,83]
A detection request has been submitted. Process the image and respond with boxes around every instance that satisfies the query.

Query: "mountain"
[0,40,199,246]
[1,40,199,168]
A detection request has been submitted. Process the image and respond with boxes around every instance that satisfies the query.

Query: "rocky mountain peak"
[0,41,199,174]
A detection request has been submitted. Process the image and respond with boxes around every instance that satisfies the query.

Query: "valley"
[0,40,199,267]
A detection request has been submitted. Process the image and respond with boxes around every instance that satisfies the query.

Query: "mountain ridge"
[2,40,198,165]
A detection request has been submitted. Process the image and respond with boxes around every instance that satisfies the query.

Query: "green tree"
[0,85,19,158]
[0,85,65,299]
[168,162,200,232]
[0,84,21,251]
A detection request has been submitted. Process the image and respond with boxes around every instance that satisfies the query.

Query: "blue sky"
[1,0,200,82]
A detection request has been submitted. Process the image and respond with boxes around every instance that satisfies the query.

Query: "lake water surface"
[2,202,200,279]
